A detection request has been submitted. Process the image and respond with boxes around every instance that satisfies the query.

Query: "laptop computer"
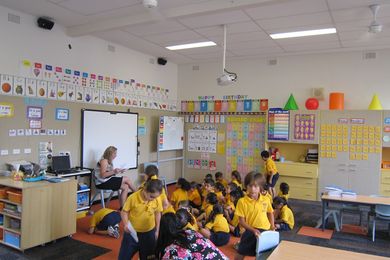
[51,155,78,174]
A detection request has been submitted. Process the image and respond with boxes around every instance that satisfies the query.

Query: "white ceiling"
[1,0,390,64]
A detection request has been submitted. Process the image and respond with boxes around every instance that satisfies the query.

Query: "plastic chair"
[370,204,390,242]
[255,231,280,259]
[90,170,119,208]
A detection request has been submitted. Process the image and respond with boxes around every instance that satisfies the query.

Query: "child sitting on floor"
[88,208,121,238]
[200,204,230,246]
[226,189,244,237]
[201,178,215,211]
[170,177,191,210]
[278,182,290,201]
[231,170,243,189]
[177,200,199,231]
[215,171,228,188]
[188,181,202,209]
[215,182,226,204]
[197,192,218,225]
[273,196,294,231]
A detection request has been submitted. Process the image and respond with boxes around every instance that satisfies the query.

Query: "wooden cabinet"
[0,178,76,251]
[275,162,318,201]
[380,169,390,196]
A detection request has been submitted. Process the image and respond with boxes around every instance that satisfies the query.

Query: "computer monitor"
[51,155,71,172]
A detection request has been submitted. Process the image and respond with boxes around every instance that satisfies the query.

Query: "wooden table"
[268,241,388,260]
[321,194,390,231]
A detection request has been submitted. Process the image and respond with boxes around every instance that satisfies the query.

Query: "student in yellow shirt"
[234,172,275,259]
[88,208,121,238]
[197,192,218,225]
[215,182,226,204]
[273,197,294,231]
[201,178,215,211]
[118,179,163,260]
[188,181,202,209]
[200,204,230,246]
[141,164,175,215]
[231,170,243,189]
[278,182,290,202]
[215,171,228,188]
[170,178,190,210]
[177,200,198,231]
[261,150,279,198]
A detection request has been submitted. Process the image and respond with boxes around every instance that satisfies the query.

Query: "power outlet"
[59,151,71,156]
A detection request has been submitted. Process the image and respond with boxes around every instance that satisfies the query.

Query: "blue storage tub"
[4,230,20,248]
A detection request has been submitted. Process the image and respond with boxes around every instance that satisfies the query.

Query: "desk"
[321,195,390,231]
[268,241,388,260]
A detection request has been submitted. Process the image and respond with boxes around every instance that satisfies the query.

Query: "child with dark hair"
[205,173,213,180]
[226,189,244,237]
[156,213,228,260]
[200,204,230,246]
[273,196,294,231]
[231,170,243,189]
[177,200,199,231]
[171,178,190,210]
[215,171,228,188]
[201,178,215,211]
[234,172,275,259]
[197,192,218,224]
[188,181,202,209]
[214,182,226,203]
[278,182,290,201]
[261,150,279,198]
[119,179,163,260]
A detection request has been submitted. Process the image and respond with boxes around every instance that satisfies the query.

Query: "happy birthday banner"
[181,99,268,113]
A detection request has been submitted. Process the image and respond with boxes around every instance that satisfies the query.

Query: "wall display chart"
[268,108,289,141]
[187,126,217,153]
[226,117,266,174]
[0,60,178,111]
[159,116,184,151]
[293,114,315,141]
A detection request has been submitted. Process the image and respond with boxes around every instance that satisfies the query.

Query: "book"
[43,176,70,183]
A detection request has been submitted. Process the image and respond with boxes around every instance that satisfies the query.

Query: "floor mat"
[297,226,333,239]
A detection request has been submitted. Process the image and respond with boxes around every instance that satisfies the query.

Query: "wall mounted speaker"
[157,57,167,65]
[37,17,54,30]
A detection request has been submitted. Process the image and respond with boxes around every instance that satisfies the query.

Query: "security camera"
[143,0,158,8]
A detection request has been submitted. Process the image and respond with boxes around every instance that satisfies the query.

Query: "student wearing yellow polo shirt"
[215,171,228,188]
[278,182,290,202]
[234,172,275,259]
[118,179,163,260]
[200,204,230,246]
[188,181,202,209]
[88,208,121,238]
[197,192,218,225]
[231,170,243,189]
[201,178,215,210]
[170,178,190,210]
[261,150,279,198]
[273,197,294,231]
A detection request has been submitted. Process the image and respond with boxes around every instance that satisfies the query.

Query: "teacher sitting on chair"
[96,146,136,208]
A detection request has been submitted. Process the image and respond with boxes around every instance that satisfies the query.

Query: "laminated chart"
[226,117,265,175]
[293,114,315,141]
[268,108,289,141]
[187,127,217,153]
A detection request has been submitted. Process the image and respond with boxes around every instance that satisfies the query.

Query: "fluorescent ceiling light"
[270,28,337,39]
[166,41,216,50]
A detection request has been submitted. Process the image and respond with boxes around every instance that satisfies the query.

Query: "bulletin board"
[158,116,184,151]
[183,114,266,183]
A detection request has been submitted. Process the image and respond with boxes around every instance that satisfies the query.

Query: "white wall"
[0,5,178,100]
[178,50,390,109]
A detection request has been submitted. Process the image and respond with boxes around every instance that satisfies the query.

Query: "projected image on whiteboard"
[82,110,138,169]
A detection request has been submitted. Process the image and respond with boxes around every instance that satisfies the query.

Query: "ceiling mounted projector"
[368,4,383,33]
[143,0,158,8]
[217,25,237,86]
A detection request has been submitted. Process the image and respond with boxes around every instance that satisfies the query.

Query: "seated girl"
[155,213,228,260]
[273,196,294,231]
[200,204,230,246]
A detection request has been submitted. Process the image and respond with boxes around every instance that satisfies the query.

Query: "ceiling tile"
[331,6,390,23]
[122,20,187,37]
[177,10,251,29]
[176,45,222,55]
[142,30,205,46]
[335,16,390,32]
[327,0,390,10]
[185,51,234,60]
[194,21,261,37]
[227,39,279,50]
[244,0,328,20]
[157,0,209,9]
[341,35,390,48]
[283,41,341,52]
[338,29,390,41]
[256,12,332,31]
[56,0,139,16]
[230,46,284,56]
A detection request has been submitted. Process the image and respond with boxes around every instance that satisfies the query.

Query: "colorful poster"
[293,114,315,140]
[226,117,265,175]
[268,108,289,141]
[187,129,217,153]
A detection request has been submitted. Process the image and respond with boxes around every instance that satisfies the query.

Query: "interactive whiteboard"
[158,116,184,151]
[82,109,138,169]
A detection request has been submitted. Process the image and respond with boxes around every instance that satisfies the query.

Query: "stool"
[316,209,341,231]
[90,172,120,208]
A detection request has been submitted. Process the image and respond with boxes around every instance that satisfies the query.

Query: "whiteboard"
[159,116,184,151]
[82,109,138,169]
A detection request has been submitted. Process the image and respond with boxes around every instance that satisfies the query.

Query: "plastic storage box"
[6,191,22,204]
[4,231,20,248]
[10,218,21,230]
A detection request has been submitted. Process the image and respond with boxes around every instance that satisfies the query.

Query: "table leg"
[322,199,326,231]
